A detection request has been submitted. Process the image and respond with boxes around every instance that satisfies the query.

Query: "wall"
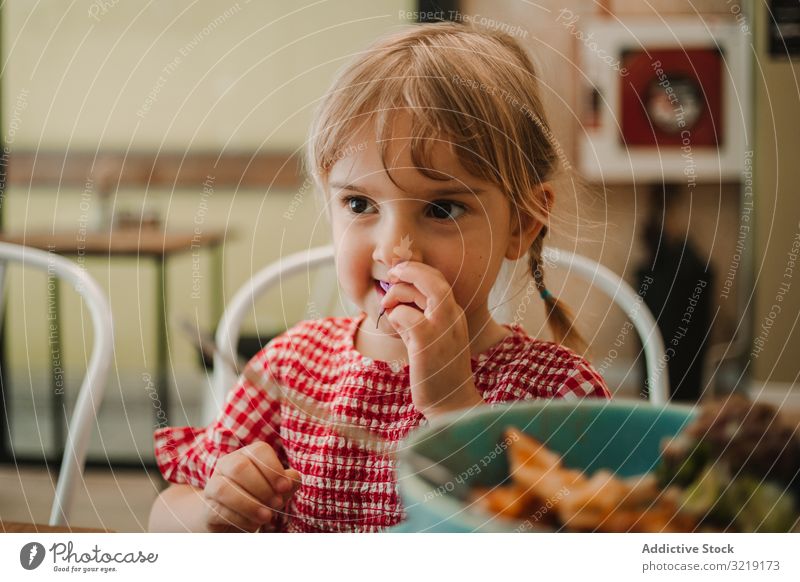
[1,0,413,408]
[752,3,800,384]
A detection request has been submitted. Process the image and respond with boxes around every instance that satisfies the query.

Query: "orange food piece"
[471,483,541,519]
[505,428,563,472]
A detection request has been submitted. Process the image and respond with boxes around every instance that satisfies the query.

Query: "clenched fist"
[202,441,300,532]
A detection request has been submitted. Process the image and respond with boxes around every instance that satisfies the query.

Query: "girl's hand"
[381,260,484,420]
[202,441,301,532]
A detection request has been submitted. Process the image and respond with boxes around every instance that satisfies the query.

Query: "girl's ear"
[504,182,553,261]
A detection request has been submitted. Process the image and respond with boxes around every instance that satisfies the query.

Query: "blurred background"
[0,0,797,530]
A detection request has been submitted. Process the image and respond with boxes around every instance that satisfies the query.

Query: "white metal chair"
[206,244,668,422]
[0,242,113,526]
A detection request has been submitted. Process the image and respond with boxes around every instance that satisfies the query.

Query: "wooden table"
[0,228,226,460]
[1,520,110,533]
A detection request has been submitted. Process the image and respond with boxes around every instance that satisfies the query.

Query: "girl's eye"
[343,195,377,215]
[428,201,466,221]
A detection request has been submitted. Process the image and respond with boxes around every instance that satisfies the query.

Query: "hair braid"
[528,227,588,354]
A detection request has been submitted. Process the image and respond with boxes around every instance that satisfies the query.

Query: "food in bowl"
[470,396,800,532]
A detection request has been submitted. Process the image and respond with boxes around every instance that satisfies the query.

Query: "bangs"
[314,76,503,188]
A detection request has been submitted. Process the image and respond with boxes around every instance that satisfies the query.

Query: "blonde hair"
[306,22,587,353]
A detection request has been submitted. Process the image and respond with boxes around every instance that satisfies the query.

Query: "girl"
[149,22,610,533]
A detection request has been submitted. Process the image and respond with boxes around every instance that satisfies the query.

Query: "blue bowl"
[394,399,696,532]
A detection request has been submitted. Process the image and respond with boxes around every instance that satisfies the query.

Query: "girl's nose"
[371,218,421,268]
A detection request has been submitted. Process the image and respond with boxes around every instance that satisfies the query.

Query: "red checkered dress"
[154,312,611,532]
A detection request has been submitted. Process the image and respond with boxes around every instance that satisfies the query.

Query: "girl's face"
[326,115,541,339]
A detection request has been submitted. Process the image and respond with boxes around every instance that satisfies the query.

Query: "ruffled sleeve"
[153,350,285,489]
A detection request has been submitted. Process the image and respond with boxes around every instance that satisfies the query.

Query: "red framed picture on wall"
[620,47,724,148]
[578,20,749,182]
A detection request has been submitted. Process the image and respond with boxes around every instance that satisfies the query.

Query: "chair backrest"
[540,247,668,404]
[206,244,668,422]
[0,242,113,526]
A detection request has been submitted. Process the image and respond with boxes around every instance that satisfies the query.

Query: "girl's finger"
[284,468,302,490]
[205,499,265,533]
[242,441,294,494]
[215,454,277,507]
[207,474,277,521]
[381,282,426,312]
[385,303,428,340]
[389,261,455,313]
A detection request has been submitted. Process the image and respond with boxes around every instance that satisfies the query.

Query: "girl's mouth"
[375,279,392,297]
